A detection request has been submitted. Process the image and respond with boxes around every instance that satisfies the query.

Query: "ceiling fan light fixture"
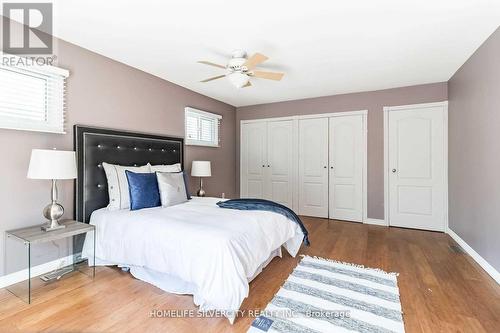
[227,72,249,88]
[198,51,284,88]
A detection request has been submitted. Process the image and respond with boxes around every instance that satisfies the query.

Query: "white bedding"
[82,197,303,323]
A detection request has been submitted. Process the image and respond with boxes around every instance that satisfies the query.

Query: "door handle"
[392,169,397,173]
[323,166,327,169]
[262,165,265,167]
[330,166,334,169]
[267,165,270,168]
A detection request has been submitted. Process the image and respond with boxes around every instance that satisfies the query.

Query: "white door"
[329,116,363,222]
[387,105,446,231]
[266,120,294,208]
[299,118,329,217]
[241,122,267,198]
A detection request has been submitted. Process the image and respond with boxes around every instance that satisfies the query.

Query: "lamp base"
[42,201,65,232]
[196,177,206,197]
[39,180,66,232]
[41,220,66,232]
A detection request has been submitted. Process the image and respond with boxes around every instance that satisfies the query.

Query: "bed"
[74,125,304,324]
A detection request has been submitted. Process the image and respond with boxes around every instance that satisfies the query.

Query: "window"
[185,107,221,147]
[0,61,69,134]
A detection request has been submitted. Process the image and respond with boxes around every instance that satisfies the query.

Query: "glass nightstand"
[5,220,95,303]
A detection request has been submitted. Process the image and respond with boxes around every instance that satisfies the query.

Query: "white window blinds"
[185,107,222,147]
[0,62,69,134]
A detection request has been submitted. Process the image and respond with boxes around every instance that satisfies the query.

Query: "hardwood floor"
[1,218,499,332]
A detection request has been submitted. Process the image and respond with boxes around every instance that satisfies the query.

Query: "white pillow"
[156,172,188,207]
[148,163,181,173]
[102,162,150,210]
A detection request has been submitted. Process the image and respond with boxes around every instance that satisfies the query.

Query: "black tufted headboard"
[74,125,184,223]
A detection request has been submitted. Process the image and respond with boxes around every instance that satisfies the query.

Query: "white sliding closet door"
[299,118,329,217]
[266,120,294,207]
[329,115,363,222]
[241,122,267,198]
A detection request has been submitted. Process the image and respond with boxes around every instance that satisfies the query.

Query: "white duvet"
[82,197,303,323]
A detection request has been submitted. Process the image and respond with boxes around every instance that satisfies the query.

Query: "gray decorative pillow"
[156,171,188,207]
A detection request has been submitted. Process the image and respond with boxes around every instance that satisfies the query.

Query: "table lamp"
[27,149,77,231]
[191,161,211,197]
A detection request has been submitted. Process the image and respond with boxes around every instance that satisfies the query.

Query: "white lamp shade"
[27,149,77,180]
[191,161,211,177]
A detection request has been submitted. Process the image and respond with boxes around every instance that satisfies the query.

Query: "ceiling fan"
[198,50,285,88]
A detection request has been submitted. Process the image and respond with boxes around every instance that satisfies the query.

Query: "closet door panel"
[266,120,294,207]
[298,118,329,217]
[241,122,267,198]
[329,115,363,222]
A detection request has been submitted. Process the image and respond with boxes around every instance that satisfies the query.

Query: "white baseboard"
[0,255,74,289]
[364,218,388,226]
[447,228,500,285]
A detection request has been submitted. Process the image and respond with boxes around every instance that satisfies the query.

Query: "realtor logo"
[2,2,53,54]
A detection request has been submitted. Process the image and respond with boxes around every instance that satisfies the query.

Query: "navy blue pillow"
[125,171,161,210]
[181,171,192,200]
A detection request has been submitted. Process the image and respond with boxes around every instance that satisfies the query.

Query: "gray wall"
[0,35,236,275]
[448,27,500,272]
[236,83,448,219]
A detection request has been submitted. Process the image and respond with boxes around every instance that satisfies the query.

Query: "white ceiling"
[49,0,500,107]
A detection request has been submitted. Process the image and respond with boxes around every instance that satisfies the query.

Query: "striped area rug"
[248,256,404,333]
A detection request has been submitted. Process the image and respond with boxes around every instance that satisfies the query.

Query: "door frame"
[240,109,368,221]
[383,101,448,229]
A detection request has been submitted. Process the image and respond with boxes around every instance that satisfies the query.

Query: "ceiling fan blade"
[243,53,268,70]
[197,61,226,69]
[242,81,252,88]
[200,74,226,82]
[251,70,284,81]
